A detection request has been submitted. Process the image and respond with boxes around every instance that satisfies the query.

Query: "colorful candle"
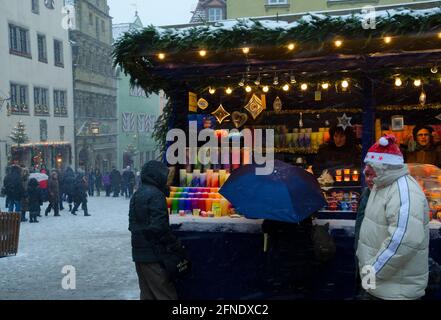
[352,170,359,182]
[206,170,213,188]
[212,173,219,188]
[186,173,193,187]
[219,170,227,187]
[179,169,187,187]
[220,198,230,216]
[205,199,213,213]
[171,198,179,214]
[199,173,207,187]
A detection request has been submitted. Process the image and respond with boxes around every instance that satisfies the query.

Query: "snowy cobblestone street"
[0,196,139,300]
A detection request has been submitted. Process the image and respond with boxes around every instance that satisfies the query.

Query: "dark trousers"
[95,186,101,196]
[135,262,178,300]
[113,185,119,197]
[45,201,59,216]
[105,185,111,197]
[88,185,94,197]
[72,200,88,215]
[128,184,134,198]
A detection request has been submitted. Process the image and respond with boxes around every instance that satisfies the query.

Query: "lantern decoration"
[198,98,209,110]
[273,96,282,112]
[244,94,264,120]
[211,104,231,124]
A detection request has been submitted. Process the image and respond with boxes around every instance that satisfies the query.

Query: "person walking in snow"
[45,171,60,217]
[71,174,90,217]
[27,178,43,223]
[357,135,430,300]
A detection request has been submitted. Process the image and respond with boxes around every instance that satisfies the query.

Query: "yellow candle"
[220,198,230,216]
[219,170,227,187]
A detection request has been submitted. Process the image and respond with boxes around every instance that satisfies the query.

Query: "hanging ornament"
[198,98,209,110]
[273,96,282,112]
[299,112,304,128]
[244,94,264,120]
[232,112,248,128]
[419,89,427,106]
[211,104,231,124]
[315,90,322,101]
[337,113,353,130]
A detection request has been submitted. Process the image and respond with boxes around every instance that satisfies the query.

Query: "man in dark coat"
[129,161,177,300]
[95,169,102,197]
[123,166,136,199]
[110,167,121,197]
[404,125,441,167]
[63,167,75,212]
[4,165,24,213]
[71,174,90,216]
[45,171,60,216]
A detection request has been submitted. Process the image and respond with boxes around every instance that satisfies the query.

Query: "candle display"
[352,170,360,182]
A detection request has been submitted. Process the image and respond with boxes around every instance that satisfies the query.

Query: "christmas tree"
[10,120,29,146]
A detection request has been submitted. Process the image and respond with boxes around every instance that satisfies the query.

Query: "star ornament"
[337,113,353,131]
[245,94,264,120]
[211,104,231,124]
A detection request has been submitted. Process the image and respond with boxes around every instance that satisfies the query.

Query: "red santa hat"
[364,134,404,165]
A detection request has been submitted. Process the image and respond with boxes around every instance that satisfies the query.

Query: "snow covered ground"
[0,196,140,300]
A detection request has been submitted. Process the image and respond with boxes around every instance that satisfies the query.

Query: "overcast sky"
[107,0,197,26]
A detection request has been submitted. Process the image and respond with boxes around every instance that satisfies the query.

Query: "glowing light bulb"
[321,83,330,90]
[395,78,402,87]
[341,80,349,88]
[209,87,216,95]
[414,79,422,87]
[242,47,250,54]
[262,86,269,93]
[158,53,165,60]
[199,50,207,57]
[245,85,252,93]
[301,83,308,91]
[384,36,392,44]
[225,87,233,95]
[334,40,343,48]
[288,43,295,51]
[282,84,290,91]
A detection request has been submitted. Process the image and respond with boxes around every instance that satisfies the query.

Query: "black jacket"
[63,168,75,196]
[27,179,43,212]
[129,161,171,263]
[73,176,88,203]
[313,142,361,176]
[3,166,24,201]
[110,169,121,186]
[123,170,136,186]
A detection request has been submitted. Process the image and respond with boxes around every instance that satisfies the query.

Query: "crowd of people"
[1,165,139,223]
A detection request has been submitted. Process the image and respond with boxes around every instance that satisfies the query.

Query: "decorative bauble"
[232,112,248,128]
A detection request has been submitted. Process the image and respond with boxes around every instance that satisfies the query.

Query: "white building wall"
[0,0,75,181]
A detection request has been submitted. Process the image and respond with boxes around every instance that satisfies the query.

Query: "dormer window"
[208,7,223,22]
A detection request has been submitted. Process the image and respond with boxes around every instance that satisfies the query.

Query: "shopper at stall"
[404,125,441,168]
[4,165,24,213]
[357,135,430,300]
[312,125,361,176]
[71,174,90,217]
[129,160,178,300]
[27,178,43,223]
[45,171,60,217]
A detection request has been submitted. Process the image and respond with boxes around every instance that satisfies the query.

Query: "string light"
[395,77,403,87]
[209,87,216,94]
[254,74,261,86]
[262,86,269,93]
[273,74,279,85]
[334,40,343,48]
[301,83,308,91]
[282,84,290,91]
[321,83,330,90]
[288,43,295,51]
[225,87,233,95]
[341,80,349,89]
[199,50,207,57]
[384,36,392,44]
[414,79,422,87]
[157,53,165,60]
[242,47,250,54]
[239,75,245,87]
[245,85,252,93]
[290,73,297,84]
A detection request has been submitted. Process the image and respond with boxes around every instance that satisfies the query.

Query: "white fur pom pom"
[379,137,389,147]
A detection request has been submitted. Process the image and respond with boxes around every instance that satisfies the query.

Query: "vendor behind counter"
[403,125,441,168]
[312,126,361,176]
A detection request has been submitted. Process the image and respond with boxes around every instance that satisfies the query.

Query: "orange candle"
[212,173,219,188]
[344,175,351,182]
[205,198,213,213]
[336,176,342,182]
[352,170,359,182]
[344,169,351,175]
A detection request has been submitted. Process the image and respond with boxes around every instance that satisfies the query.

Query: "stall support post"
[361,76,376,185]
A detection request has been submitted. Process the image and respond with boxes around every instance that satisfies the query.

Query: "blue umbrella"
[220,160,326,223]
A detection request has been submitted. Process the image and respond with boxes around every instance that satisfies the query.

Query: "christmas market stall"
[114,8,441,299]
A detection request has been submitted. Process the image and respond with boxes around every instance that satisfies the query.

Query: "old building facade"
[0,0,75,181]
[69,0,117,172]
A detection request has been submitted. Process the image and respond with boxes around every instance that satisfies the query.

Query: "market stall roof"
[113,7,441,94]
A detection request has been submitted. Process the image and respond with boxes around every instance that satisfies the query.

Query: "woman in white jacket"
[357,135,430,300]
